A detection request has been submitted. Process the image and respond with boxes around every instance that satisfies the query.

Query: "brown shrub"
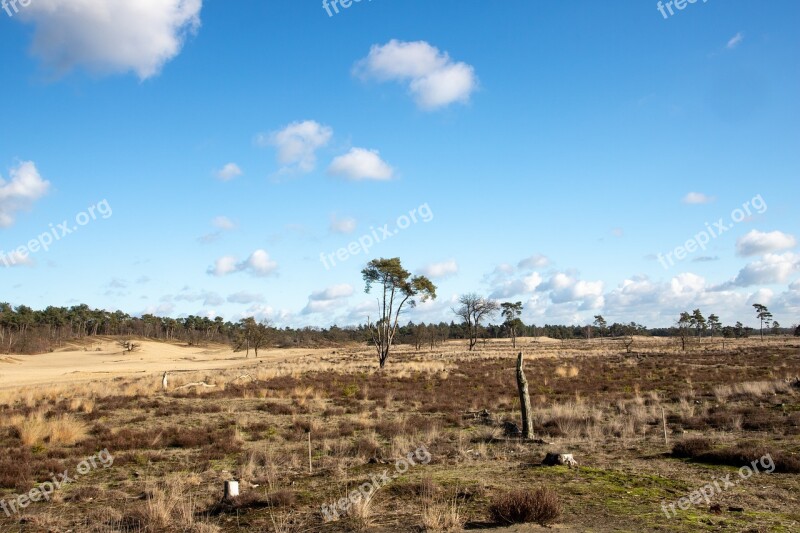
[488,487,562,526]
[672,437,713,458]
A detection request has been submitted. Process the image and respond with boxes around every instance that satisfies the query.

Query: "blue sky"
[1,0,798,329]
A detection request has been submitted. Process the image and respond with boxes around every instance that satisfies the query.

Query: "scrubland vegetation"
[1,336,798,531]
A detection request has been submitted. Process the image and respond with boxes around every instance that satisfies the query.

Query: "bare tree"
[363,258,437,368]
[453,293,499,351]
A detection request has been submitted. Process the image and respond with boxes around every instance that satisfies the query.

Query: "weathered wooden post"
[516,351,534,440]
[308,430,313,474]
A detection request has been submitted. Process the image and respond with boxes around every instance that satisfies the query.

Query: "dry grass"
[0,337,798,532]
[420,494,464,531]
[488,487,562,526]
[5,411,89,447]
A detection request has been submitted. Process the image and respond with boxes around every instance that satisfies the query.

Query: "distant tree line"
[0,299,794,356]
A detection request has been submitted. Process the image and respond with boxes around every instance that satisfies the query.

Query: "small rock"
[542,453,578,468]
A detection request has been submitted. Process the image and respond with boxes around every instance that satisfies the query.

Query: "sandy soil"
[0,338,308,390]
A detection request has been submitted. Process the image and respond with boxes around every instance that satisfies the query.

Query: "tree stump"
[542,453,578,468]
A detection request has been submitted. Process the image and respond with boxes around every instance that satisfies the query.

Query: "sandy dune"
[0,339,306,390]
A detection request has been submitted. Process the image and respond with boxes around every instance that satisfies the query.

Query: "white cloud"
[736,230,796,257]
[490,272,543,299]
[302,284,354,314]
[0,250,34,267]
[242,250,279,277]
[726,252,800,287]
[328,148,394,181]
[227,291,264,304]
[216,163,242,181]
[670,272,706,294]
[518,254,549,269]
[173,289,223,306]
[330,214,357,234]
[212,216,236,231]
[548,274,605,309]
[419,259,459,279]
[16,0,202,79]
[207,249,278,277]
[259,120,332,174]
[199,216,237,243]
[727,32,744,49]
[0,161,50,227]
[140,303,175,316]
[682,192,714,204]
[355,39,477,110]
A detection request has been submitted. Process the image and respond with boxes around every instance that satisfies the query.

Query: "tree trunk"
[516,351,534,440]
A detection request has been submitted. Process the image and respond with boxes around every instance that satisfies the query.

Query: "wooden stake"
[661,407,668,446]
[516,352,534,440]
[308,431,313,474]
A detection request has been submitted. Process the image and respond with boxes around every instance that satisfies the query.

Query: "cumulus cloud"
[490,272,543,299]
[545,273,604,309]
[328,148,394,181]
[215,163,242,181]
[207,249,278,277]
[682,192,715,204]
[302,284,354,314]
[736,230,796,257]
[258,120,332,174]
[330,214,357,234]
[670,272,706,294]
[0,161,50,227]
[419,260,459,279]
[16,0,202,79]
[725,252,800,287]
[355,40,478,110]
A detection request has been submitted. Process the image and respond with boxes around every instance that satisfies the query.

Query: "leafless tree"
[453,293,499,351]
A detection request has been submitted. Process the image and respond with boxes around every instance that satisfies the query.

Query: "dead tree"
[516,351,534,440]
